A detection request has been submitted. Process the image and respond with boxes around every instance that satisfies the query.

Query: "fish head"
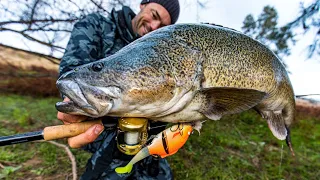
[55,30,180,118]
[56,60,125,117]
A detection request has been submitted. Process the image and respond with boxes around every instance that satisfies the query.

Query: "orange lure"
[115,123,193,174]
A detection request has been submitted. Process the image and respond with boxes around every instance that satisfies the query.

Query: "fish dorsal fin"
[200,87,267,120]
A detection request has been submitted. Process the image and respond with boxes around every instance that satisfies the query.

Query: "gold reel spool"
[117,117,148,155]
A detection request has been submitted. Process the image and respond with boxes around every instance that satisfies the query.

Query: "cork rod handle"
[43,119,102,141]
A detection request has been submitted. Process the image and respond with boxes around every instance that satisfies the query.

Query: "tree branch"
[28,0,41,29]
[0,0,129,58]
[89,0,109,13]
[0,18,78,26]
[287,0,319,29]
[22,28,71,33]
[46,141,77,180]
[0,27,65,50]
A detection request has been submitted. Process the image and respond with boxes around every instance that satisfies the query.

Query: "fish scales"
[56,23,295,145]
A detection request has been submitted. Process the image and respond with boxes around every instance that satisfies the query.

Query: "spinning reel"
[116,117,149,155]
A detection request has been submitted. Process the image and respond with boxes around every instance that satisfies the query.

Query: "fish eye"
[92,62,104,72]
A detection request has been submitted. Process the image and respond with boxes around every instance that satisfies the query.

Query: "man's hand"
[57,97,104,148]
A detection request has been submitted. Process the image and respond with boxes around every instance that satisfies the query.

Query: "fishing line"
[295,94,320,98]
[279,143,284,177]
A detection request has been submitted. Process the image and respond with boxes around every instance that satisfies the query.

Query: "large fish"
[56,24,295,146]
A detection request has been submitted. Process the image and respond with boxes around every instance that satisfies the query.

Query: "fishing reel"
[116,117,148,155]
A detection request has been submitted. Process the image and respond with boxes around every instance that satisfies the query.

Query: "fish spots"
[140,71,147,76]
[177,25,279,92]
[56,23,294,135]
[127,82,175,105]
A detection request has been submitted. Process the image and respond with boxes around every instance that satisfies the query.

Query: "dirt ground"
[0,44,60,96]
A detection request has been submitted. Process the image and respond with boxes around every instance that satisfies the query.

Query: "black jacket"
[59,6,172,180]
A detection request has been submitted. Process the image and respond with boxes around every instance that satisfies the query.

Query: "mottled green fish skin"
[57,23,295,140]
[115,23,295,126]
[174,24,296,126]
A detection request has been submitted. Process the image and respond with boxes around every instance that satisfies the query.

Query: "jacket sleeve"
[59,13,116,76]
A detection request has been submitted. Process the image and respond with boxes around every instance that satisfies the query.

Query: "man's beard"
[136,16,150,36]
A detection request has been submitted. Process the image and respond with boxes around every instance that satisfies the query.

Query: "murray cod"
[56,23,295,148]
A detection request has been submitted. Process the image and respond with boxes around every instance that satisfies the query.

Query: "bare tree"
[286,0,319,58]
[242,0,319,61]
[0,0,129,59]
[181,0,208,23]
[196,0,208,22]
[242,6,295,63]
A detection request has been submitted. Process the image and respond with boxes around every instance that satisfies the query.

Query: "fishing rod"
[0,117,194,166]
[0,118,169,147]
[0,119,105,146]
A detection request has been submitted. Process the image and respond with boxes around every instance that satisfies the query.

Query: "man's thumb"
[68,124,104,148]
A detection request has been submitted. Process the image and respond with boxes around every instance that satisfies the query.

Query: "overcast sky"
[1,0,319,100]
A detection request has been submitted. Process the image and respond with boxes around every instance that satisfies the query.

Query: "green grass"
[0,93,91,179]
[167,111,320,180]
[0,93,319,179]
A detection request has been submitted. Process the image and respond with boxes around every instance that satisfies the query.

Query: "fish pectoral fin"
[201,87,267,120]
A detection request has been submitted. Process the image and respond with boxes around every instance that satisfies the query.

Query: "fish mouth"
[55,79,120,117]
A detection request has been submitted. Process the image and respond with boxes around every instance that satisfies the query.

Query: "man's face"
[132,3,171,36]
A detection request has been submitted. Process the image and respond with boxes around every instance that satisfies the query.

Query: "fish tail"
[283,99,296,156]
[285,125,295,156]
[265,111,287,140]
[263,96,295,156]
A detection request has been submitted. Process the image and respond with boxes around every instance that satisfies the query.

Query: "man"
[57,0,180,179]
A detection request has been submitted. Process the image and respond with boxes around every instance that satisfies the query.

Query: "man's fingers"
[68,124,104,148]
[57,111,87,124]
